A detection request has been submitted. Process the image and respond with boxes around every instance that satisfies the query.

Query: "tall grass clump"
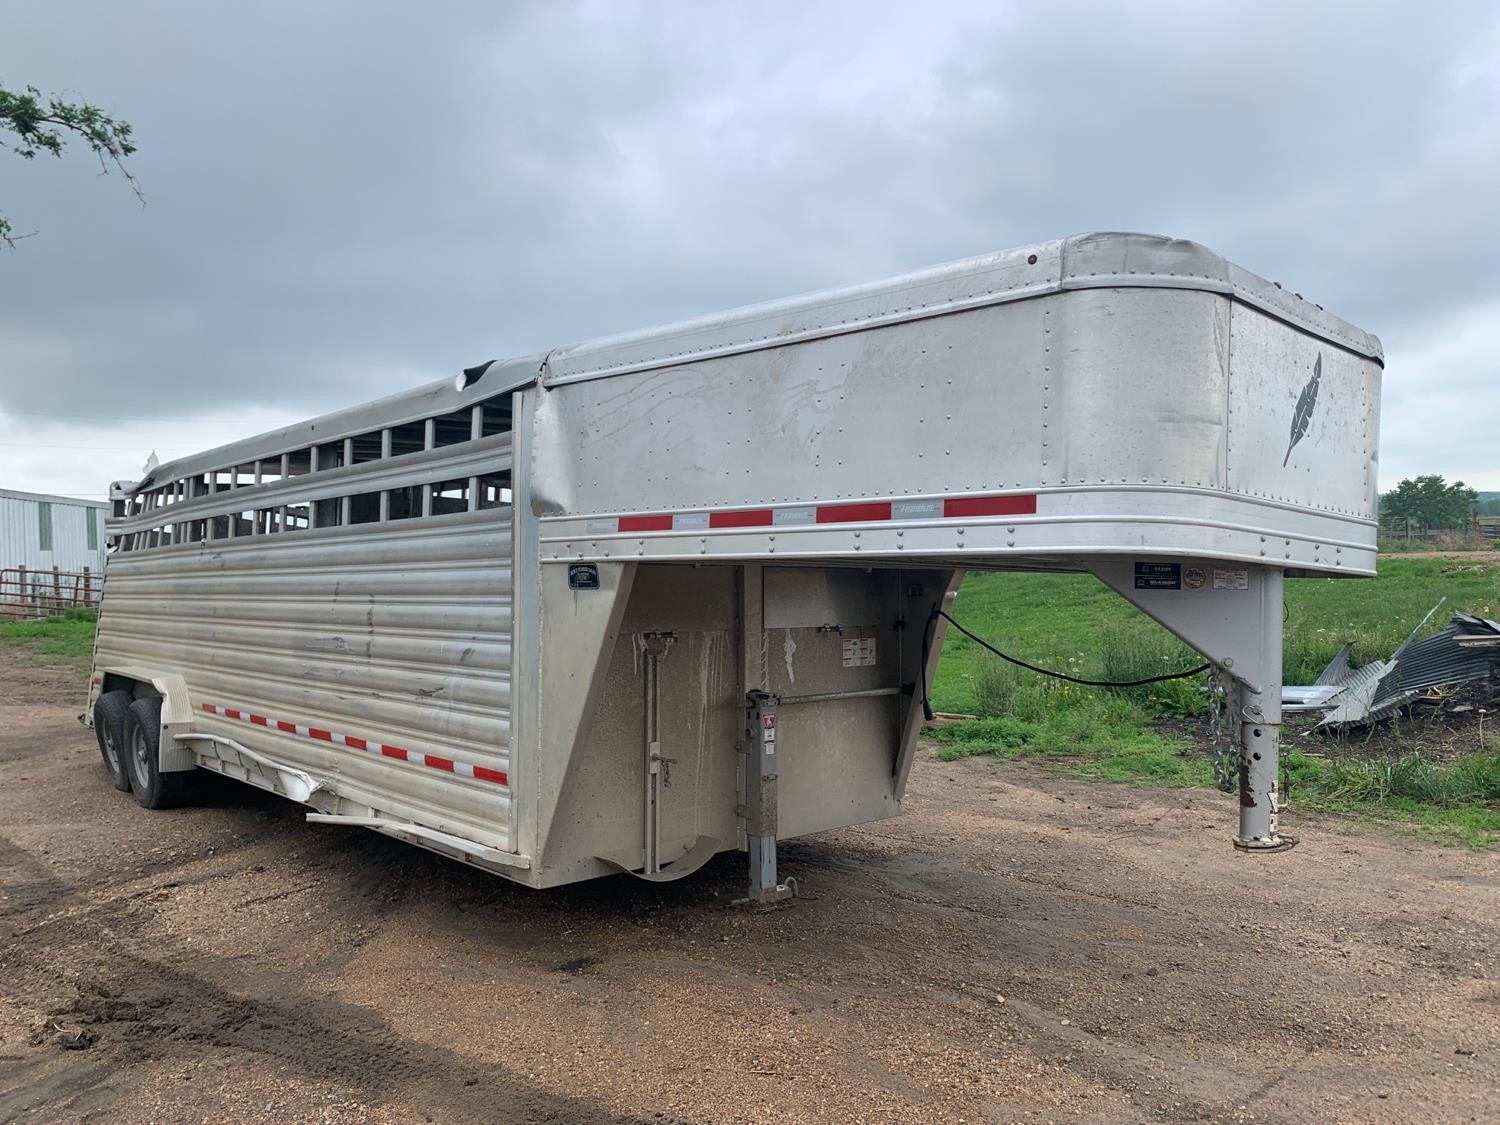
[971,656,1019,718]
[1300,751,1500,808]
[1097,626,1206,718]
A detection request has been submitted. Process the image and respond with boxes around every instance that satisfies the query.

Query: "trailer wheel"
[123,697,195,810]
[93,690,134,792]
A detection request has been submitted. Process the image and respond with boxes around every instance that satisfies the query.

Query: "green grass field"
[0,608,99,674]
[932,558,1498,713]
[930,558,1500,847]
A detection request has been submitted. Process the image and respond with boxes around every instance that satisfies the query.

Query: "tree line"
[1379,475,1483,534]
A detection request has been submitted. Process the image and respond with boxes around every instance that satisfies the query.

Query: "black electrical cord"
[920,606,940,720]
[920,606,1210,721]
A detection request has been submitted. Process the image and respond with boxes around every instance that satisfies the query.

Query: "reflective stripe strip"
[943,494,1037,517]
[816,501,891,523]
[618,514,673,533]
[598,493,1037,533]
[197,702,508,787]
[709,508,774,529]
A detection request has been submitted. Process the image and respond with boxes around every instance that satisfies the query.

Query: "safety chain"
[1207,666,1237,793]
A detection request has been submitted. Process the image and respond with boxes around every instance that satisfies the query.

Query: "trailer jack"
[737,692,797,904]
[1086,560,1296,852]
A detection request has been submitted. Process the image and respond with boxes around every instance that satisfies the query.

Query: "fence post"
[18,565,31,617]
[52,566,62,612]
[83,566,93,607]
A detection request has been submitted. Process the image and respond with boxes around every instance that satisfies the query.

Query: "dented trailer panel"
[95,514,516,849]
[533,235,1381,569]
[93,394,524,869]
[86,232,1382,895]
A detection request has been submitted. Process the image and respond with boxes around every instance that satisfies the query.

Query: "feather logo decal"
[1283,352,1322,467]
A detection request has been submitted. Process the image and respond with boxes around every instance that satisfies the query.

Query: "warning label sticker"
[841,637,877,667]
[1133,562,1182,590]
[1213,568,1249,591]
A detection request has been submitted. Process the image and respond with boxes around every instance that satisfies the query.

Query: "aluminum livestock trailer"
[86,233,1382,902]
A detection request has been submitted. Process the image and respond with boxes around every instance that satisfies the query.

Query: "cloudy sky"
[3,0,1497,501]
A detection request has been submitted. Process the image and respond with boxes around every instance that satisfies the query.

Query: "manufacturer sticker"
[1133,561,1182,591]
[568,563,600,590]
[891,499,943,520]
[1213,567,1249,591]
[841,637,877,667]
[772,507,817,527]
[1183,565,1207,590]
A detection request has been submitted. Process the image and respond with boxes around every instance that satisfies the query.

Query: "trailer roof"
[135,232,1380,491]
[130,352,542,492]
[541,231,1382,387]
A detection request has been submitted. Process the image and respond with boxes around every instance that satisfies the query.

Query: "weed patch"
[1284,747,1500,848]
[930,696,1211,787]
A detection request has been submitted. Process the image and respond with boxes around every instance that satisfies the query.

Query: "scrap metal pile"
[1283,610,1500,730]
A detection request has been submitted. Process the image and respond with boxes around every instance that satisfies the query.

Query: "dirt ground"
[2,650,1496,1124]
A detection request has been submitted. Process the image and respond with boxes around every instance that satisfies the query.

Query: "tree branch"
[1,83,142,245]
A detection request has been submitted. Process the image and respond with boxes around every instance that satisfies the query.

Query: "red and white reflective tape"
[584,493,1037,536]
[199,703,508,787]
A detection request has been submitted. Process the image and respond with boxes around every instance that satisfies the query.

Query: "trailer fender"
[105,669,199,772]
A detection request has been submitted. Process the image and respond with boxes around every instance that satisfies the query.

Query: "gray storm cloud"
[2,0,1498,493]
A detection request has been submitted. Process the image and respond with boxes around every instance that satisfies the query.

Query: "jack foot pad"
[735,876,798,906]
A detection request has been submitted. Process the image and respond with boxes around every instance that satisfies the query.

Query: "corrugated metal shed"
[0,488,109,575]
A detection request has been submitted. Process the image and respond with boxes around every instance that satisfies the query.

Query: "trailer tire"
[93,690,134,792]
[123,697,195,810]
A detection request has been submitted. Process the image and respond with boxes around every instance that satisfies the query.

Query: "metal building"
[1,487,109,574]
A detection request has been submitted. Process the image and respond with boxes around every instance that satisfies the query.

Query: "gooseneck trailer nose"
[85,233,1381,901]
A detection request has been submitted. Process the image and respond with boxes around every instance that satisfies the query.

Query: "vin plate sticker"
[1213,567,1249,590]
[1133,561,1182,590]
[841,637,877,667]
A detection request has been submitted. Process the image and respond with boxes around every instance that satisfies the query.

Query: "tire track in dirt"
[0,837,78,921]
[0,801,666,1123]
[0,804,302,936]
[2,912,653,1123]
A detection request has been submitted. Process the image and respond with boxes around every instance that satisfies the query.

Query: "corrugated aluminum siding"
[0,489,108,574]
[93,509,514,850]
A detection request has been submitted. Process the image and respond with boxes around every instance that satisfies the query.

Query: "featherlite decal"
[1284,352,1322,467]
